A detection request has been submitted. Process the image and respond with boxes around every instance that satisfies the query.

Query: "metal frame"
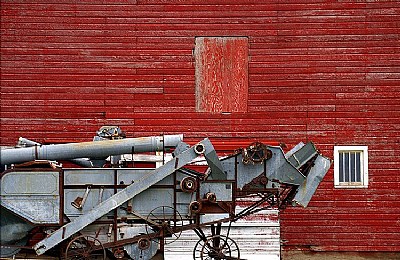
[1,135,331,259]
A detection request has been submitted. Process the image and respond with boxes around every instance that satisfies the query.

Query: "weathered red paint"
[1,0,400,253]
[195,37,248,113]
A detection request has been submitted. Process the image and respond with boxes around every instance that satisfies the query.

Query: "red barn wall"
[1,0,400,253]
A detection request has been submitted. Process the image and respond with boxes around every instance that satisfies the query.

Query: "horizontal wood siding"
[1,0,399,252]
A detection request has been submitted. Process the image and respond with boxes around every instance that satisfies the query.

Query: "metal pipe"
[16,137,96,167]
[1,134,183,165]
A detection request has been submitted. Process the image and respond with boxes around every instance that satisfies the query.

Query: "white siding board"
[165,209,280,260]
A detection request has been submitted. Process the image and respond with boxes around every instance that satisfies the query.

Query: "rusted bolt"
[260,176,268,185]
[205,192,217,203]
[189,201,202,214]
[138,238,151,250]
[113,248,125,259]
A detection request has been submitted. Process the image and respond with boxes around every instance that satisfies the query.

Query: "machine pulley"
[241,142,272,165]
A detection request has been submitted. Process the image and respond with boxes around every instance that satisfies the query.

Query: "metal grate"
[338,151,362,184]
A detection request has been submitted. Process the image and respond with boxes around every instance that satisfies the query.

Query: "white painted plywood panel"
[165,209,280,260]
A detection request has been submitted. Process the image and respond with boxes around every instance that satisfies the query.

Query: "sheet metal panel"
[0,171,60,224]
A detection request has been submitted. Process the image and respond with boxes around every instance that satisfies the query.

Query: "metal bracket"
[71,186,91,210]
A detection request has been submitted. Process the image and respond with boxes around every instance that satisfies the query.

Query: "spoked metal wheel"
[193,235,240,260]
[65,235,106,260]
[145,206,183,244]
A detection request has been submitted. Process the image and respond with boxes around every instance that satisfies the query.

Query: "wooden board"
[194,37,248,113]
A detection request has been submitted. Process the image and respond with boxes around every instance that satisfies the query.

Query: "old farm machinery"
[0,127,331,259]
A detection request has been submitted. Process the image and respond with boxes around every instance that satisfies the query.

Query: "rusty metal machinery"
[0,127,331,259]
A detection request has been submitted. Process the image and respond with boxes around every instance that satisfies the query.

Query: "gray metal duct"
[1,134,183,165]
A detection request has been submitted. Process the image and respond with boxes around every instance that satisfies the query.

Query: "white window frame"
[334,146,368,188]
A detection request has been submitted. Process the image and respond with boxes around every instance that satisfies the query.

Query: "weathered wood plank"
[194,37,248,113]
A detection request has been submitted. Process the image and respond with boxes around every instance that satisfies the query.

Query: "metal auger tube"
[0,134,183,165]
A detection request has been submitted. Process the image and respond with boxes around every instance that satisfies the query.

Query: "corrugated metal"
[1,0,400,253]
